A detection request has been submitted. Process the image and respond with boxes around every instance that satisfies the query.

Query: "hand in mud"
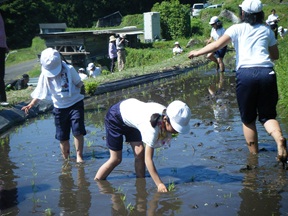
[157,183,168,193]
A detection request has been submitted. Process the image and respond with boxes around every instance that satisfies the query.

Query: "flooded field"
[1,68,288,215]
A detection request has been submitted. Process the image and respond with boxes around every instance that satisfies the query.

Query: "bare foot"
[277,137,287,169]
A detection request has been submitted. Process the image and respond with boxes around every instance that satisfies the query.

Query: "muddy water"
[1,68,288,215]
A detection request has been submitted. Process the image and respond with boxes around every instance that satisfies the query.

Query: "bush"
[152,0,191,40]
[83,79,100,96]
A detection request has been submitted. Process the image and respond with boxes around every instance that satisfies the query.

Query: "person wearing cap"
[94,98,191,192]
[87,62,101,78]
[206,16,227,72]
[278,26,288,39]
[266,9,280,39]
[21,48,87,163]
[108,35,117,73]
[173,41,183,55]
[116,33,128,71]
[188,0,287,167]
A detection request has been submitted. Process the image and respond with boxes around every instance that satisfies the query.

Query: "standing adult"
[206,16,227,72]
[266,9,280,39]
[0,12,8,103]
[188,0,287,166]
[22,48,86,163]
[108,35,117,73]
[116,33,127,71]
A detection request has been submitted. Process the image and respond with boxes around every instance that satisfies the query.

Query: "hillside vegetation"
[4,0,288,118]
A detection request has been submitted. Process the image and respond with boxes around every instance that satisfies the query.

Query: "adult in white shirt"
[266,9,280,39]
[188,0,287,167]
[94,98,191,192]
[206,16,227,72]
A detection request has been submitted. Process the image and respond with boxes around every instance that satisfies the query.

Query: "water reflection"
[97,178,182,215]
[1,68,288,215]
[238,154,287,215]
[59,162,91,215]
[0,136,19,215]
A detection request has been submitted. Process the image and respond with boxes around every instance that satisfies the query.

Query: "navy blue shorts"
[105,101,142,151]
[236,67,278,124]
[215,46,227,58]
[53,100,86,141]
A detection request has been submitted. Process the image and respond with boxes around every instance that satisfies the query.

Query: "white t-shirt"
[120,98,172,148]
[210,27,225,41]
[31,62,84,108]
[224,23,277,70]
[266,14,279,25]
[88,67,101,78]
[173,46,183,54]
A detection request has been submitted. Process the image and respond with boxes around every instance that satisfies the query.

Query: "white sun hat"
[40,48,62,78]
[240,0,262,13]
[166,100,191,134]
[209,16,219,24]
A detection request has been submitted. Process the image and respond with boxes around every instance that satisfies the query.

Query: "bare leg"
[207,53,219,70]
[242,122,258,154]
[130,141,145,178]
[263,119,287,164]
[60,140,70,160]
[94,150,122,180]
[74,135,84,163]
[217,57,225,72]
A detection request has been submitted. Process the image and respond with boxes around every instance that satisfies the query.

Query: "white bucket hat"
[240,0,262,13]
[209,16,219,24]
[87,62,95,70]
[174,41,180,45]
[40,48,62,78]
[166,100,191,134]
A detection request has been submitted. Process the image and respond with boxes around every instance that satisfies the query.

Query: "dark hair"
[22,74,29,79]
[150,109,167,128]
[216,20,223,29]
[242,11,264,25]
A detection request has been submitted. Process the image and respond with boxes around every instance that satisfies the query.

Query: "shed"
[96,11,122,27]
[39,23,67,34]
[39,26,143,68]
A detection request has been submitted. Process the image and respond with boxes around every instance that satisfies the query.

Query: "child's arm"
[145,145,168,192]
[21,98,39,114]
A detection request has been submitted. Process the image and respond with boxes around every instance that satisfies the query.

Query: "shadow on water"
[0,67,288,215]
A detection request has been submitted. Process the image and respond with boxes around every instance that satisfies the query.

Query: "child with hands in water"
[94,98,191,192]
[188,0,287,167]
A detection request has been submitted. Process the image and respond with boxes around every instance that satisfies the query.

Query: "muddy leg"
[242,122,258,154]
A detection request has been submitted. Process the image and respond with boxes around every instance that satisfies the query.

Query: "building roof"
[39,23,67,29]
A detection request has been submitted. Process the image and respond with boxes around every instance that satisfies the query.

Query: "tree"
[152,0,191,40]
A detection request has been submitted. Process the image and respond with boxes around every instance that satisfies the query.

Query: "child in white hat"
[22,48,86,163]
[94,98,191,192]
